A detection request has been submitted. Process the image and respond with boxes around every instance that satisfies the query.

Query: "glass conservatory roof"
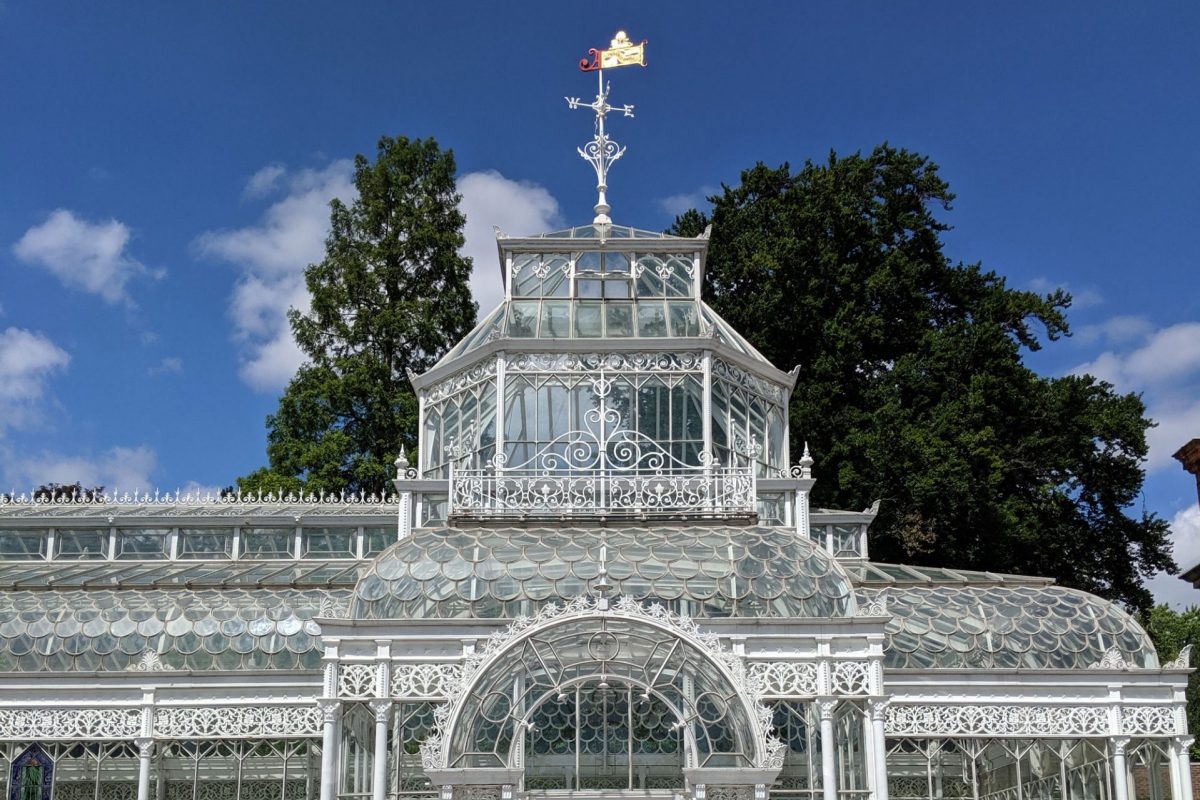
[858,585,1158,670]
[0,587,344,672]
[433,300,772,371]
[351,524,856,619]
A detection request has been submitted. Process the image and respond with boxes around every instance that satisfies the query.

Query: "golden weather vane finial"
[566,31,648,227]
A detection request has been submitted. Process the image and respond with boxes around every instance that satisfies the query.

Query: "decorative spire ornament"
[566,31,647,227]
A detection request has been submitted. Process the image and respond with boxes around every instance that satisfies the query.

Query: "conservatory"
[0,50,1191,800]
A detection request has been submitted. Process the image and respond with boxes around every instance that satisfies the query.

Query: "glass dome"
[351,524,856,619]
[858,585,1159,669]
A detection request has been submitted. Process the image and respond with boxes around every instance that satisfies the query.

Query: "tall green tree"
[1141,605,1200,756]
[240,135,476,496]
[670,145,1172,608]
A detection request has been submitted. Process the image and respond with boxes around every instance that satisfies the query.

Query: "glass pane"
[420,494,449,527]
[179,528,233,559]
[115,529,169,560]
[668,301,700,336]
[242,527,295,559]
[575,304,603,337]
[540,300,570,338]
[542,255,571,297]
[363,526,396,557]
[506,301,539,337]
[0,530,46,560]
[606,303,634,337]
[511,254,540,296]
[634,255,665,297]
[603,278,631,299]
[637,301,668,337]
[575,251,601,273]
[604,252,630,273]
[303,527,356,558]
[577,278,602,299]
[55,528,108,559]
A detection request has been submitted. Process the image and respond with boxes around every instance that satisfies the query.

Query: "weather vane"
[566,31,647,227]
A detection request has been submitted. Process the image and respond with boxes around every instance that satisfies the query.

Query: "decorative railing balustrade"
[447,385,756,519]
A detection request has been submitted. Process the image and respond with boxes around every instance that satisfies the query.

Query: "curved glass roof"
[433,301,771,371]
[859,585,1159,670]
[0,587,344,672]
[352,525,855,619]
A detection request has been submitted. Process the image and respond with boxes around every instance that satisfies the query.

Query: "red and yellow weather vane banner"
[579,30,648,72]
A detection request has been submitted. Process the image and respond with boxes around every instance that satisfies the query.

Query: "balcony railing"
[447,429,756,521]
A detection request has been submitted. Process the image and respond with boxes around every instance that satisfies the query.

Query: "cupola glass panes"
[506,251,699,340]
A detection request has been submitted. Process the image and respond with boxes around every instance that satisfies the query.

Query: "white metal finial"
[566,42,639,225]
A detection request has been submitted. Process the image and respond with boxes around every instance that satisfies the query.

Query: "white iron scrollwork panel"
[831,661,872,695]
[338,663,377,698]
[0,708,141,740]
[748,662,819,697]
[450,377,755,519]
[154,706,322,738]
[391,663,462,699]
[885,705,1112,737]
[1122,705,1179,735]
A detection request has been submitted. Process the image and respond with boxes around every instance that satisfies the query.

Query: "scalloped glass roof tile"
[849,561,1051,586]
[861,585,1159,670]
[353,524,855,619]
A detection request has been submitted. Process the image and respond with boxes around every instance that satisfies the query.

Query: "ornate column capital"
[816,697,839,721]
[134,737,155,758]
[368,698,393,724]
[867,697,892,722]
[317,697,341,725]
[1112,736,1131,756]
[1175,735,1195,754]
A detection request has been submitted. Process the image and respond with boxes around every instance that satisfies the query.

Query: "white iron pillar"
[135,738,154,800]
[1175,736,1195,800]
[1110,737,1130,800]
[370,699,393,800]
[319,699,342,800]
[867,698,890,800]
[818,697,839,800]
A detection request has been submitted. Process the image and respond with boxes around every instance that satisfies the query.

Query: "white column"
[319,699,342,800]
[819,698,838,800]
[1176,737,1195,800]
[1111,737,1130,800]
[867,699,890,800]
[135,738,154,800]
[370,700,392,800]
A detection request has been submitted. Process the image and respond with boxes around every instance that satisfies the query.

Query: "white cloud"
[1029,277,1103,309]
[1148,503,1200,608]
[659,185,718,218]
[0,327,70,431]
[243,164,286,200]
[148,356,183,376]
[459,170,561,314]
[1076,314,1154,346]
[198,164,560,392]
[1,445,157,495]
[196,161,355,392]
[1070,319,1200,472]
[13,209,160,304]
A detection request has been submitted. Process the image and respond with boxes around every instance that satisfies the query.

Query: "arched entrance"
[422,598,783,798]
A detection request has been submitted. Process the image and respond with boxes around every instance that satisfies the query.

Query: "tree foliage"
[670,145,1172,608]
[1141,604,1200,756]
[240,135,476,496]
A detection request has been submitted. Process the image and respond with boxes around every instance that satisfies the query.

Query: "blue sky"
[2,2,1199,604]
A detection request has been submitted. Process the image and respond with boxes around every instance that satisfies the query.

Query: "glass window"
[577,278,602,299]
[575,251,601,272]
[540,300,570,338]
[0,529,46,560]
[179,528,233,559]
[833,525,862,557]
[363,526,396,557]
[637,301,668,337]
[668,301,701,336]
[241,527,295,559]
[420,495,449,527]
[55,528,108,560]
[606,303,634,337]
[634,255,665,297]
[511,254,541,296]
[758,494,787,526]
[604,252,630,273]
[574,303,602,337]
[303,527,357,558]
[115,528,169,560]
[506,301,539,337]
